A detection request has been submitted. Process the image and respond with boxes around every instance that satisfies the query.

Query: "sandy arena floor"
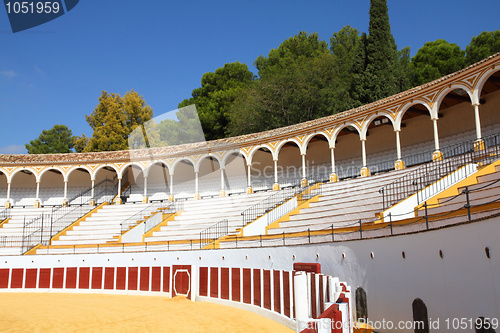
[0,293,294,333]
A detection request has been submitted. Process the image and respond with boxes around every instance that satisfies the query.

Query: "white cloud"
[1,70,16,79]
[0,145,26,154]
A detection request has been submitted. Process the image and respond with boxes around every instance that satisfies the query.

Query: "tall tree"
[465,30,500,65]
[25,124,74,154]
[178,62,253,140]
[362,0,401,102]
[411,39,465,86]
[83,90,153,152]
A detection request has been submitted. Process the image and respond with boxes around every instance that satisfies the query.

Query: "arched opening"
[39,169,64,207]
[355,287,368,321]
[123,164,145,203]
[478,70,500,138]
[437,89,476,151]
[305,134,330,183]
[10,169,37,207]
[364,116,397,174]
[94,166,118,204]
[412,298,429,333]
[198,156,221,198]
[335,126,362,179]
[0,172,7,207]
[67,168,92,205]
[398,103,434,166]
[147,162,170,202]
[251,148,274,191]
[172,160,195,199]
[277,141,302,188]
[224,152,247,195]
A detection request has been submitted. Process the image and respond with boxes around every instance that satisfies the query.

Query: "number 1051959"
[5,2,60,14]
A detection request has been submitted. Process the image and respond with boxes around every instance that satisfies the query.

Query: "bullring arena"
[0,53,500,332]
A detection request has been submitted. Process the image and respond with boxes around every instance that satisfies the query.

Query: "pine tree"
[362,0,400,102]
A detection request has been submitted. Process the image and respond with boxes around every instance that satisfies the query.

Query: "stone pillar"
[360,139,370,177]
[394,130,405,170]
[194,171,200,200]
[300,154,308,187]
[220,168,226,197]
[432,118,443,161]
[62,180,69,207]
[143,176,149,203]
[168,174,174,202]
[5,182,11,208]
[329,147,338,182]
[246,164,253,194]
[473,103,485,151]
[115,178,123,204]
[34,181,41,207]
[90,179,95,206]
[272,159,280,191]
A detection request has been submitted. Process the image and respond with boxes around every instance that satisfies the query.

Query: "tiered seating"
[266,168,414,235]
[144,191,274,244]
[51,203,152,245]
[416,162,500,221]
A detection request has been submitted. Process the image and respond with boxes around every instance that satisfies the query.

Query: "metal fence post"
[389,212,393,235]
[331,224,334,242]
[359,220,362,239]
[283,232,285,246]
[424,202,429,230]
[308,228,311,244]
[464,186,471,222]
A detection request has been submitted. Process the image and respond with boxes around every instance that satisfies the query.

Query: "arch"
[195,153,222,172]
[93,164,119,180]
[9,167,39,183]
[247,143,277,163]
[434,84,474,113]
[474,65,500,103]
[39,166,66,182]
[275,138,304,156]
[395,100,433,129]
[144,160,170,178]
[412,298,429,333]
[360,112,396,139]
[331,122,362,143]
[171,157,196,174]
[221,150,248,167]
[66,165,94,181]
[118,162,145,179]
[303,131,333,149]
[355,287,368,321]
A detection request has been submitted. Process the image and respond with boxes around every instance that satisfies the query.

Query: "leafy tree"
[178,62,253,141]
[411,39,465,86]
[465,30,500,65]
[83,90,153,152]
[228,51,339,136]
[73,134,89,153]
[26,124,74,154]
[157,105,206,146]
[362,0,401,102]
[255,31,328,77]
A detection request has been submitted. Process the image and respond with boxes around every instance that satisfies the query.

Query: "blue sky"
[1,0,499,154]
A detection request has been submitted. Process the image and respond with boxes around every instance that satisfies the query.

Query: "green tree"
[411,39,465,86]
[465,30,500,65]
[25,124,74,154]
[178,62,253,140]
[83,90,153,152]
[362,0,401,102]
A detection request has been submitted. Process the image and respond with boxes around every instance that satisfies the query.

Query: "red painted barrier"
[221,267,229,300]
[253,269,261,307]
[231,268,240,302]
[162,266,170,293]
[293,262,321,274]
[52,267,64,288]
[273,270,281,313]
[243,268,251,304]
[210,267,218,298]
[66,267,77,289]
[151,267,161,292]
[104,267,114,290]
[140,267,149,291]
[39,268,50,289]
[92,267,103,289]
[199,267,208,296]
[128,267,138,290]
[116,267,126,290]
[25,268,37,289]
[263,270,271,310]
[79,267,90,289]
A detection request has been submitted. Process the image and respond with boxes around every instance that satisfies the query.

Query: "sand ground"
[0,293,294,333]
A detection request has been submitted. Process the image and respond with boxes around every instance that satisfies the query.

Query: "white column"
[35,181,40,201]
[117,178,122,197]
[63,181,68,200]
[361,139,367,167]
[300,154,308,187]
[91,180,95,200]
[473,103,482,140]
[273,159,280,190]
[194,171,200,199]
[432,118,440,151]
[330,148,335,174]
[6,182,11,202]
[220,168,225,191]
[169,174,174,195]
[294,272,309,322]
[247,164,251,188]
[395,130,402,160]
[143,176,148,197]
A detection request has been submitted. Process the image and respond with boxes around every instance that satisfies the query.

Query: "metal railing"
[20,179,116,254]
[241,185,303,227]
[264,185,323,227]
[0,208,11,221]
[199,219,228,249]
[380,133,500,210]
[120,200,184,234]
